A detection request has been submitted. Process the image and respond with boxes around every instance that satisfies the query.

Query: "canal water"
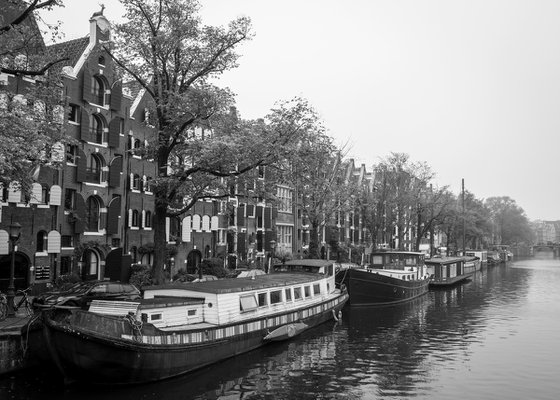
[1,257,559,400]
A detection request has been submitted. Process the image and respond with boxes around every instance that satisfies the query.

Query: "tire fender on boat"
[332,309,342,322]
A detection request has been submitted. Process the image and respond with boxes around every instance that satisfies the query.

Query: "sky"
[40,0,560,221]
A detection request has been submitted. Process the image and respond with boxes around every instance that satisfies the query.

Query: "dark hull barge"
[41,260,348,385]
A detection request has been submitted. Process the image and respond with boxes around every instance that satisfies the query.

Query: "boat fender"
[332,309,339,321]
[338,310,342,321]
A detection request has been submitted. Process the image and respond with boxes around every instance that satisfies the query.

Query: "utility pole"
[462,178,466,255]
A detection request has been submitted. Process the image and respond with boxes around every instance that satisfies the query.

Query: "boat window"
[404,256,417,266]
[327,264,333,276]
[304,286,311,298]
[372,255,384,265]
[270,290,282,304]
[285,288,292,301]
[294,287,302,300]
[313,284,321,295]
[258,292,268,307]
[151,314,162,321]
[187,310,197,317]
[240,294,258,312]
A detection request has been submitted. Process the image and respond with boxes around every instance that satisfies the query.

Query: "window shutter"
[265,231,273,252]
[211,216,219,231]
[257,231,263,251]
[106,197,121,234]
[202,215,210,232]
[264,207,272,229]
[0,230,8,255]
[182,216,192,242]
[110,81,122,111]
[80,109,89,141]
[82,69,92,103]
[76,149,87,183]
[237,204,245,226]
[246,204,254,217]
[74,194,86,234]
[108,156,122,188]
[192,214,201,231]
[30,183,42,204]
[237,232,246,255]
[7,182,21,203]
[49,185,62,206]
[108,118,120,148]
[47,231,61,254]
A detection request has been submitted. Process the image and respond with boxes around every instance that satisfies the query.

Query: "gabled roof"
[46,36,90,70]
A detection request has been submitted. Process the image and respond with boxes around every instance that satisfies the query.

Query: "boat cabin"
[425,257,466,281]
[366,251,427,281]
[138,260,338,330]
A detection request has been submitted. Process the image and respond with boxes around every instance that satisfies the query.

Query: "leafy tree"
[277,114,351,259]
[414,185,455,254]
[0,0,67,192]
[105,0,308,283]
[485,196,534,245]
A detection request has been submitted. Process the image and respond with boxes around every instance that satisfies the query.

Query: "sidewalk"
[0,314,32,335]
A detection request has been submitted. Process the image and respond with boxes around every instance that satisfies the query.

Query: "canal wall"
[0,330,25,375]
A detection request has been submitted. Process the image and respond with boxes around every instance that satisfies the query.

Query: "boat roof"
[143,272,321,295]
[425,256,465,265]
[371,251,424,256]
[276,259,334,267]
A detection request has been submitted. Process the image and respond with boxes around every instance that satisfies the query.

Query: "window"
[86,196,100,231]
[240,294,258,312]
[132,174,141,191]
[187,309,197,317]
[87,154,103,183]
[90,114,105,143]
[41,184,49,203]
[258,165,265,179]
[277,225,293,247]
[285,288,292,301]
[257,292,267,307]
[64,188,76,210]
[294,287,302,300]
[145,211,152,228]
[277,187,293,213]
[91,75,108,106]
[60,256,72,275]
[68,104,80,123]
[66,144,78,164]
[111,238,121,248]
[132,210,139,228]
[61,235,73,247]
[98,55,105,66]
[270,290,282,305]
[36,231,47,252]
[313,284,321,296]
[150,314,162,321]
[304,286,311,298]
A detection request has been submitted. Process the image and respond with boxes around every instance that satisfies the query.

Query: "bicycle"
[0,286,33,321]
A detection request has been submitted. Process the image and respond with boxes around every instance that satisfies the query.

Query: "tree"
[414,185,455,254]
[106,0,308,282]
[485,196,533,245]
[279,120,351,259]
[0,0,67,192]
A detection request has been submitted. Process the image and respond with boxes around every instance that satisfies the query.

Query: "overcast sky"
[41,0,560,221]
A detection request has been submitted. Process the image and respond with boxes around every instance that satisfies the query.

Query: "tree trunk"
[152,200,167,284]
[308,220,320,259]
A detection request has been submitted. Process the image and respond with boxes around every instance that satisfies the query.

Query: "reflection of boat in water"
[40,259,348,385]
[337,251,430,306]
[426,257,473,288]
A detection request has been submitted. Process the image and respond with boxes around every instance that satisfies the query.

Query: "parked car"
[32,281,141,309]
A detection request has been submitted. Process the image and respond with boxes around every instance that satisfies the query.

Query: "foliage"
[0,0,68,192]
[129,264,154,289]
[199,257,230,278]
[485,196,534,245]
[107,0,310,283]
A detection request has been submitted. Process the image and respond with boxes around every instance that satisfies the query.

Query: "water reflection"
[2,259,560,400]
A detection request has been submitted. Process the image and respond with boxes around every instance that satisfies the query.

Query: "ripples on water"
[2,259,560,400]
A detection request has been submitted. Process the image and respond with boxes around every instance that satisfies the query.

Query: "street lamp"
[268,240,276,273]
[7,222,22,317]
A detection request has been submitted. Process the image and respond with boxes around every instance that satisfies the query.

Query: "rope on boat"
[124,312,143,341]
[21,313,41,358]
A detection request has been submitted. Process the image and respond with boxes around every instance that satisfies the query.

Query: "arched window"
[36,231,48,252]
[132,210,139,227]
[83,249,99,279]
[145,211,152,228]
[91,75,107,106]
[86,196,100,231]
[132,174,141,190]
[88,154,103,183]
[90,114,105,143]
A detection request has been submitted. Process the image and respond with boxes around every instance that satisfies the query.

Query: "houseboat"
[465,250,487,268]
[425,256,473,288]
[40,259,348,385]
[336,251,430,306]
